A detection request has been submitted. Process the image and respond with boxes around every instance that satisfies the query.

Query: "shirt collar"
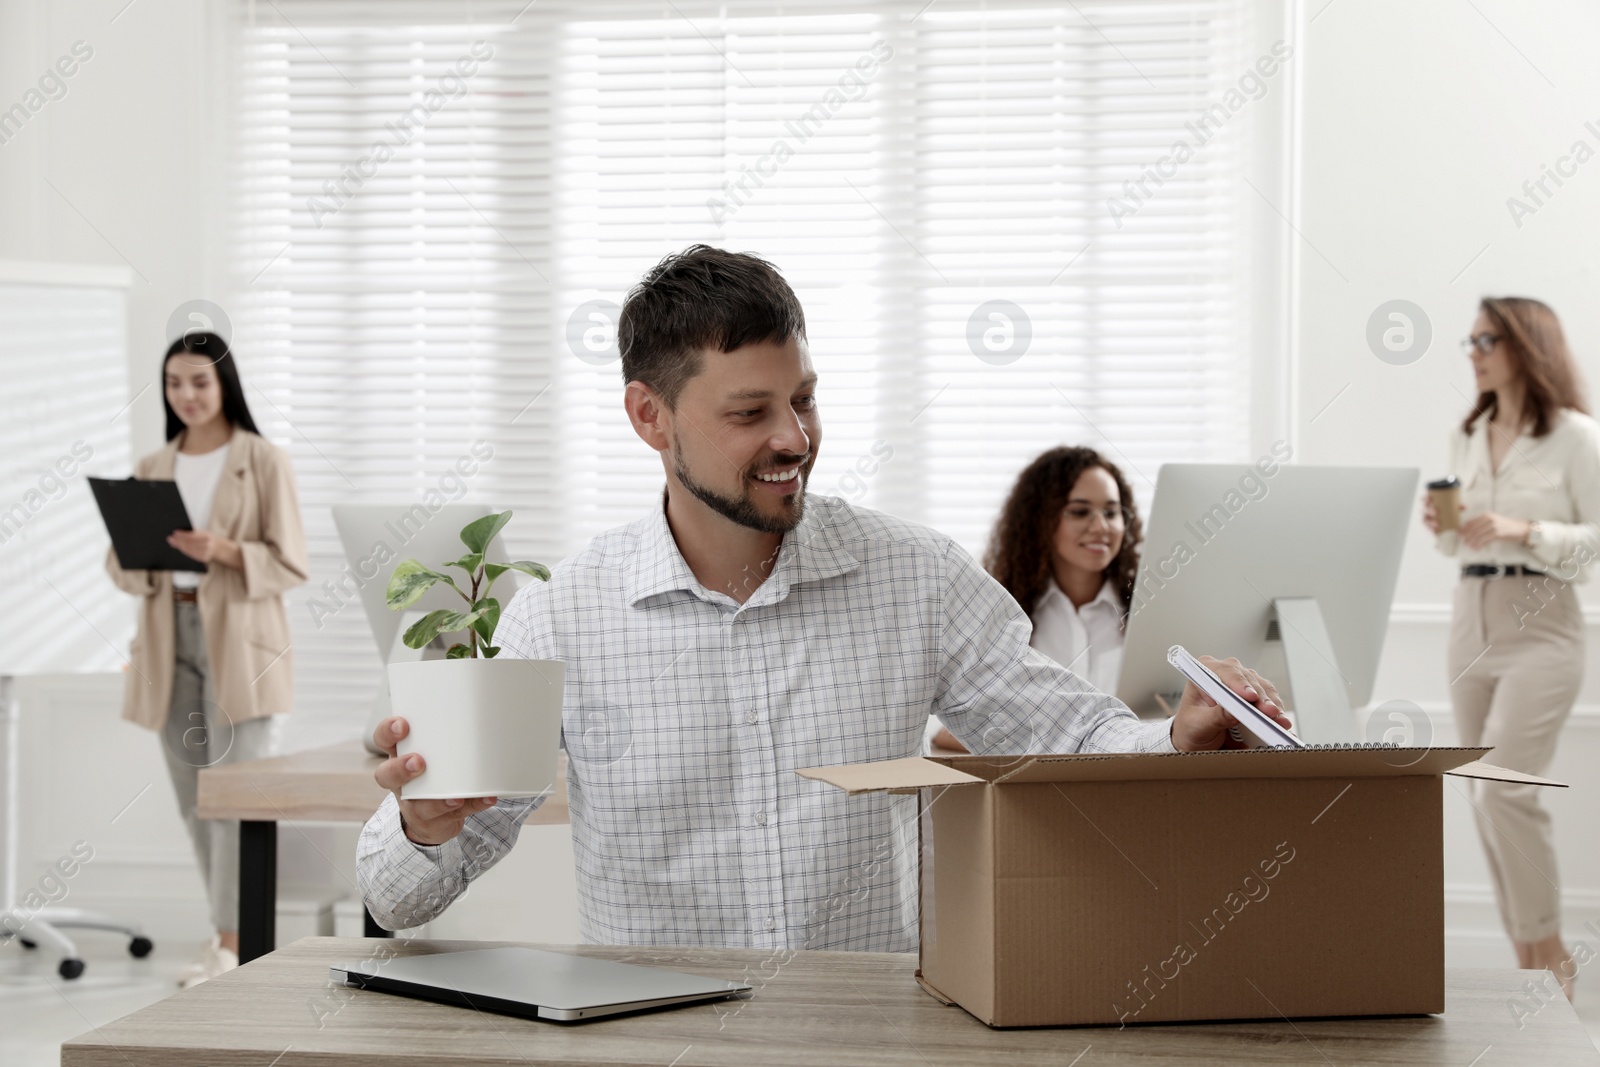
[1036,573,1120,615]
[625,491,861,608]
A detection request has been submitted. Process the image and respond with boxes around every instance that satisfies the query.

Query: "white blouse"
[1028,574,1126,693]
[1435,407,1600,582]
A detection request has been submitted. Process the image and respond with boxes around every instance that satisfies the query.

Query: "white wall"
[1295,0,1600,962]
[0,0,227,456]
[4,0,1599,961]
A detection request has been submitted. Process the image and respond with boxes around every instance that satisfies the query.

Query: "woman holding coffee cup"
[1423,296,1598,1000]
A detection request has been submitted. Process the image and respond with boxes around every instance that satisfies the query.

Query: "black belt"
[1462,564,1545,579]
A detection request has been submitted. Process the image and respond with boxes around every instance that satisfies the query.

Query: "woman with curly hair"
[933,446,1142,751]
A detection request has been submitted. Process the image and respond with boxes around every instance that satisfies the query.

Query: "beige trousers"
[1447,573,1584,942]
[161,600,274,932]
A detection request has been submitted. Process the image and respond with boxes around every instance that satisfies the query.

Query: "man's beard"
[673,444,807,535]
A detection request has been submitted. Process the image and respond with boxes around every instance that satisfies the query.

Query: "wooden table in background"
[60,937,1600,1066]
[196,743,569,963]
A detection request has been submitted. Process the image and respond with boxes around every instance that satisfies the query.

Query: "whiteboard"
[0,262,135,675]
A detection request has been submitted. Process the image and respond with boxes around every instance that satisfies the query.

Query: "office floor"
[3,935,1599,1066]
[0,933,210,1067]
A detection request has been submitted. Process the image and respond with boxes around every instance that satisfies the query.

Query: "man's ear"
[624,380,671,454]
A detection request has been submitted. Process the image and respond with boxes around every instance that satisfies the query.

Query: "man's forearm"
[1083,710,1178,755]
[356,792,539,930]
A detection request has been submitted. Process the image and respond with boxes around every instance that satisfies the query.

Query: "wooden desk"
[61,937,1600,1066]
[196,743,569,963]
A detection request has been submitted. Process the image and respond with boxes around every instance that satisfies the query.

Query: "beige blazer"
[105,430,309,731]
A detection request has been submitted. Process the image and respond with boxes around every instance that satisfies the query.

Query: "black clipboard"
[89,477,207,572]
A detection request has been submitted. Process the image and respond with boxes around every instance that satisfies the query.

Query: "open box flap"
[798,749,1567,793]
[978,746,1498,783]
[796,757,987,795]
[1444,759,1567,787]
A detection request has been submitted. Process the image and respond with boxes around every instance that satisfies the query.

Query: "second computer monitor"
[1114,462,1418,742]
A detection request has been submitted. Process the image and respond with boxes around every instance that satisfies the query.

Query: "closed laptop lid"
[332,947,750,1020]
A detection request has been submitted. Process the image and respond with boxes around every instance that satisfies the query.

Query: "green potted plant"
[383,511,563,799]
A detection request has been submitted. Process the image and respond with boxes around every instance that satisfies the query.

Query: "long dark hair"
[1461,296,1587,439]
[983,446,1143,624]
[162,332,260,441]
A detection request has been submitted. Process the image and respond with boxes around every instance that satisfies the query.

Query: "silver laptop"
[331,946,751,1022]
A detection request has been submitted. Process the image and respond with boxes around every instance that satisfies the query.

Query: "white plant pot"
[386,658,565,800]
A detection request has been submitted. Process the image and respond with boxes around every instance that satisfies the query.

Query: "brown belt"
[173,587,199,603]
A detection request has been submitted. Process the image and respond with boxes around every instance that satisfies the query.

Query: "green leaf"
[386,560,460,611]
[401,609,453,648]
[484,560,551,584]
[483,645,500,658]
[445,643,473,659]
[400,608,486,649]
[446,552,484,578]
[435,608,486,633]
[460,511,513,555]
[470,597,501,647]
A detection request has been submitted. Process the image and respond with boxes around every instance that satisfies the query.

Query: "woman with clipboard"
[105,331,308,987]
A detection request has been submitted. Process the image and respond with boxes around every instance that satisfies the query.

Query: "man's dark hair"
[619,244,807,408]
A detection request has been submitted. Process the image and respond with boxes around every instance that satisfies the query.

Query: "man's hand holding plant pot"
[373,716,498,846]
[372,510,555,845]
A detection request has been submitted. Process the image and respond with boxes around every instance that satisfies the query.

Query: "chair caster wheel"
[58,958,85,980]
[19,938,37,949]
[130,937,153,958]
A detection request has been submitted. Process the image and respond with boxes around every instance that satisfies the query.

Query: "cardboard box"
[799,746,1561,1028]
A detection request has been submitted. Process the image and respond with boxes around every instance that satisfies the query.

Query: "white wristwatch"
[1525,520,1544,548]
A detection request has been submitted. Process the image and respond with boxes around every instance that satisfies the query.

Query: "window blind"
[0,266,134,675]
[235,0,1268,737]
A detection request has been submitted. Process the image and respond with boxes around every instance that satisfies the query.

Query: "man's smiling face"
[663,335,820,535]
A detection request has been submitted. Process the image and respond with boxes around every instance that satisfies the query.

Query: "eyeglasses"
[1460,333,1500,355]
[1062,504,1129,528]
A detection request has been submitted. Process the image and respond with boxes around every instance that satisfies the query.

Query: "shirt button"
[745,710,759,725]
[764,917,777,932]
[754,811,769,827]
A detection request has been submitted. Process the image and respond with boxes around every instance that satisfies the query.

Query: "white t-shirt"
[171,442,230,589]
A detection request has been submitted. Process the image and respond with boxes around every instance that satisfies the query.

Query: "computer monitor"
[1114,463,1418,743]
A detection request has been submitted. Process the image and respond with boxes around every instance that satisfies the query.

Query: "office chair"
[0,907,152,979]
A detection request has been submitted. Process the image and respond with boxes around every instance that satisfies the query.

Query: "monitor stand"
[1273,597,1358,744]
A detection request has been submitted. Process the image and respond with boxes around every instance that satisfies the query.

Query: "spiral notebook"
[1166,644,1305,749]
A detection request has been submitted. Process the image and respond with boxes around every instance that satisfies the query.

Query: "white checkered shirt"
[358,493,1174,952]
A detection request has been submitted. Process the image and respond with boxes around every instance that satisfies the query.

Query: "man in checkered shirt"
[358,245,1291,952]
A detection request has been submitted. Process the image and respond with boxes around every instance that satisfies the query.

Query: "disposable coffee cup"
[1427,476,1461,532]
